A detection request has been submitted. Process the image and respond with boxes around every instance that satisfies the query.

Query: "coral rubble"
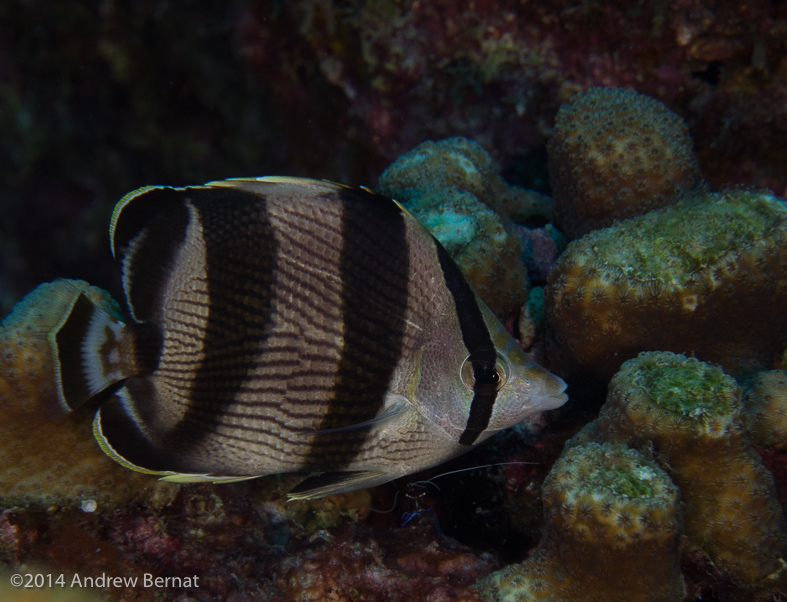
[548,87,705,239]
[271,521,493,601]
[596,352,787,588]
[0,280,159,510]
[376,137,535,318]
[545,190,787,380]
[476,441,685,601]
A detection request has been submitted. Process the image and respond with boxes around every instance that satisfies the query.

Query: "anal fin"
[95,383,265,484]
[158,473,261,484]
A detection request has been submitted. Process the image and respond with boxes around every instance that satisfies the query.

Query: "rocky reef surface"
[2,2,787,601]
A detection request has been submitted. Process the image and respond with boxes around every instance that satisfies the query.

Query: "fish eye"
[460,352,510,393]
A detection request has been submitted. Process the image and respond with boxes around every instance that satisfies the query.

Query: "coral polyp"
[545,190,787,379]
[548,87,705,239]
[598,352,787,588]
[476,441,685,601]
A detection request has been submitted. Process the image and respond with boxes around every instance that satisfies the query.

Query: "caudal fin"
[49,291,131,413]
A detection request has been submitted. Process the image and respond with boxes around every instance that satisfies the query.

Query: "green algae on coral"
[477,441,685,601]
[585,191,786,286]
[583,458,658,500]
[632,354,737,418]
[545,190,787,378]
[596,352,787,587]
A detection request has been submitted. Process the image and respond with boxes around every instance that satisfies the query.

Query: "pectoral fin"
[299,396,409,437]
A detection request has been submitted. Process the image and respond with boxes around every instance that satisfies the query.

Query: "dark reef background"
[2,0,786,317]
[1,2,787,601]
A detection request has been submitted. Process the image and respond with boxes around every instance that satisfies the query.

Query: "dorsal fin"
[49,291,129,413]
[109,186,193,323]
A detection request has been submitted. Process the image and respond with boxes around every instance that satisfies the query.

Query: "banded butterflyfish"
[47,177,568,499]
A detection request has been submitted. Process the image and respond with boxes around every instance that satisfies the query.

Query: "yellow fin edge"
[91,412,259,484]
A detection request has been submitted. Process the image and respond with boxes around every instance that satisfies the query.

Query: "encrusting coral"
[0,279,162,510]
[545,190,787,380]
[376,136,547,319]
[744,370,787,450]
[476,441,685,602]
[593,352,787,588]
[548,86,705,240]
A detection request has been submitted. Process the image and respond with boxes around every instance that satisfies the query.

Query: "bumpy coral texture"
[0,279,157,510]
[744,370,787,450]
[597,352,787,587]
[476,441,684,602]
[548,87,705,239]
[376,137,541,318]
[545,190,787,380]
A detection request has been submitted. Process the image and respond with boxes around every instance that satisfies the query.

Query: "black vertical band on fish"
[111,188,191,323]
[434,243,498,446]
[57,176,570,499]
[98,379,172,471]
[303,186,410,465]
[168,190,278,456]
[100,187,279,472]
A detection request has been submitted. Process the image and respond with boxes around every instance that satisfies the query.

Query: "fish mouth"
[549,374,569,404]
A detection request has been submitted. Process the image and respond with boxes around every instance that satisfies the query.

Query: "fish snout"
[521,361,569,409]
[547,372,569,404]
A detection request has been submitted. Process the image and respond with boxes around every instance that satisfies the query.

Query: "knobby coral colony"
[478,86,787,600]
[480,353,787,601]
[548,87,705,240]
[545,189,787,380]
[591,353,786,589]
[477,441,685,602]
[545,87,787,382]
[0,280,158,510]
[376,136,555,320]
